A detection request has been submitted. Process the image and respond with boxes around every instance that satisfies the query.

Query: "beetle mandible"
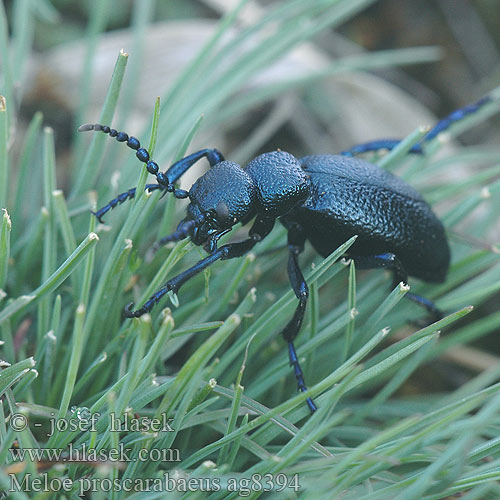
[80,95,491,413]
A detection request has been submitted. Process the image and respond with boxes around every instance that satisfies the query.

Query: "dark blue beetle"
[80,95,490,412]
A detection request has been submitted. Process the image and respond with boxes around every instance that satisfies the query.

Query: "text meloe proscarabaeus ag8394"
[79,94,492,413]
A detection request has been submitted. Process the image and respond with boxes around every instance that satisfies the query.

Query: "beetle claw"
[124,302,139,318]
[91,211,105,224]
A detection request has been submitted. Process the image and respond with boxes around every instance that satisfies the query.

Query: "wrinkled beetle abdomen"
[285,155,450,282]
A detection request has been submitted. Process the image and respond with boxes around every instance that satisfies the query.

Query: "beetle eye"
[216,201,229,222]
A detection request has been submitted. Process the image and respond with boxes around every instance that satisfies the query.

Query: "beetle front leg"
[125,250,229,317]
[93,183,164,223]
[164,149,225,185]
[353,253,443,321]
[125,216,274,317]
[281,225,317,413]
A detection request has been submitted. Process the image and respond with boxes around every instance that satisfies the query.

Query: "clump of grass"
[1,1,500,499]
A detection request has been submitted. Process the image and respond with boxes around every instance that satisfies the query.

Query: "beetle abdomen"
[286,155,450,282]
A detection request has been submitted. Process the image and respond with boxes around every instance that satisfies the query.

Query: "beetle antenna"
[78,123,156,174]
[78,123,190,200]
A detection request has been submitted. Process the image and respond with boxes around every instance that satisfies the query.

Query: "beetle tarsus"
[91,210,105,224]
[406,292,443,323]
[288,342,317,413]
[124,302,139,318]
[124,300,154,318]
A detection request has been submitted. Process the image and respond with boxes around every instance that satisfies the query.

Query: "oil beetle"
[79,94,491,412]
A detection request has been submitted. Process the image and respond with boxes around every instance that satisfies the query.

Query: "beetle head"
[186,161,257,246]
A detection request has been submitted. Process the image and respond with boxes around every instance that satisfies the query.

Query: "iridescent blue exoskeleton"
[80,94,491,413]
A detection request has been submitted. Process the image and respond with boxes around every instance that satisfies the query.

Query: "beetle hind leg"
[282,225,317,413]
[405,292,443,323]
[340,140,423,157]
[353,253,443,322]
[340,95,491,158]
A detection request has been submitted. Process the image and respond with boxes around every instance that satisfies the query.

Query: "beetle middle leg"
[353,253,443,322]
[281,224,317,413]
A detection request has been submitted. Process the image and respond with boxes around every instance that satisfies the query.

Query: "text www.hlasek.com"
[9,442,180,463]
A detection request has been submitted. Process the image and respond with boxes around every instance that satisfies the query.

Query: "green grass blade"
[71,49,128,197]
[71,0,112,162]
[132,96,161,211]
[0,96,8,209]
[12,111,42,233]
[0,357,35,397]
[49,303,86,443]
[52,190,77,256]
[0,232,98,325]
[0,6,14,128]
[38,127,58,339]
[0,209,11,290]
[342,259,357,361]
[116,0,156,128]
[11,0,33,85]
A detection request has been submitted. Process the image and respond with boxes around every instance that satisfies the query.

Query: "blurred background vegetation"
[6,0,500,156]
[7,4,500,110]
